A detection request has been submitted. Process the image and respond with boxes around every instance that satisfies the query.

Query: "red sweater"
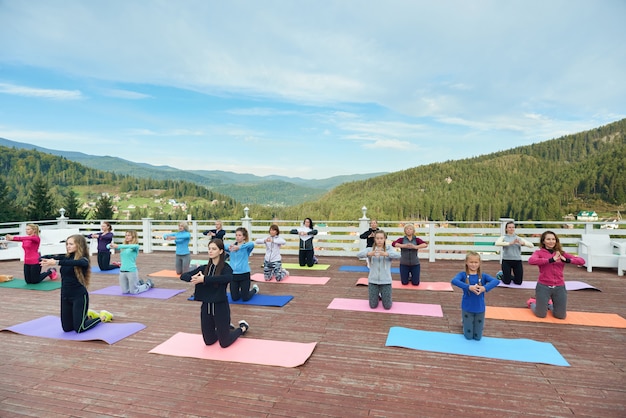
[528,248,585,287]
[12,235,41,264]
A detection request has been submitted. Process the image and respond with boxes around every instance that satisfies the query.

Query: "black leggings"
[230,273,257,301]
[501,259,524,285]
[60,291,102,333]
[24,263,51,284]
[299,249,315,267]
[200,301,243,348]
[97,251,117,271]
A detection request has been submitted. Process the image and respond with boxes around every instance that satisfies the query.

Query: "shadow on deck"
[1,253,625,417]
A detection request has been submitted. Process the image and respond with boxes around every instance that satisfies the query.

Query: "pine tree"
[94,194,115,220]
[63,189,87,219]
[0,176,22,222]
[27,177,57,221]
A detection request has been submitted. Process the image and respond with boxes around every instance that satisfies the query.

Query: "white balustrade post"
[358,206,369,252]
[190,219,199,255]
[57,208,68,228]
[241,207,252,233]
[142,218,153,253]
[428,222,436,262]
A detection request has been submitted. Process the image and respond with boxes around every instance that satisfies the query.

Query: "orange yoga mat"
[485,306,626,328]
[149,332,317,367]
[355,277,453,291]
[147,270,180,278]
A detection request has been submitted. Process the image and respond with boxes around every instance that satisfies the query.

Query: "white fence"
[1,208,625,262]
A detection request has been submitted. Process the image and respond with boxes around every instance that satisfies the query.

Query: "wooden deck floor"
[1,253,625,417]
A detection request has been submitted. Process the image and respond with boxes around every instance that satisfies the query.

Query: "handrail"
[1,211,624,262]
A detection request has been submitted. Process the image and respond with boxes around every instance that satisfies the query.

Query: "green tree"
[0,176,22,222]
[27,177,57,221]
[63,189,88,219]
[94,194,115,220]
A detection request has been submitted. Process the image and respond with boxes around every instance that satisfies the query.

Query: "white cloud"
[0,82,82,100]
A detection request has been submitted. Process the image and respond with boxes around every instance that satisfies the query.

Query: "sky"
[0,1,625,179]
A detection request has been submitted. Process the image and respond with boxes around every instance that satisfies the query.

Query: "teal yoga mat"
[385,326,569,367]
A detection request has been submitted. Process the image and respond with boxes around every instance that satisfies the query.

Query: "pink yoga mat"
[327,298,443,317]
[250,273,330,285]
[355,278,453,291]
[149,332,317,368]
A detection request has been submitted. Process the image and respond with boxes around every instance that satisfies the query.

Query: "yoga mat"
[340,265,400,274]
[327,298,443,317]
[91,285,186,299]
[385,327,569,367]
[149,332,317,368]
[91,267,120,274]
[1,315,146,345]
[251,273,330,285]
[190,259,208,266]
[0,279,61,291]
[497,281,599,291]
[148,269,180,278]
[485,307,626,328]
[228,293,293,307]
[282,263,330,271]
[355,277,453,291]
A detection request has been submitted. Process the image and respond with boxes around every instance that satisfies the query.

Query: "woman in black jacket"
[181,238,249,347]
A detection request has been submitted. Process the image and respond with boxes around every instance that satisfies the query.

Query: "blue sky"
[0,1,624,179]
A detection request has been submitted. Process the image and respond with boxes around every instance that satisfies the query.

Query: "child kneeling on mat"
[451,251,499,340]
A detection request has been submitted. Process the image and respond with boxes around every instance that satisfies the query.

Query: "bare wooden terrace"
[1,253,624,417]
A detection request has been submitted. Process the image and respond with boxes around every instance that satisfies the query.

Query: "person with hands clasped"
[290,218,318,267]
[40,234,113,333]
[451,251,500,341]
[527,231,585,319]
[255,224,288,281]
[181,239,249,348]
[225,227,258,301]
[108,230,154,294]
[163,221,192,275]
[494,221,534,285]
[391,224,428,286]
[356,230,400,310]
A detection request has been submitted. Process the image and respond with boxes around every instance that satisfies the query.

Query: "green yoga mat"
[282,263,330,271]
[0,279,61,291]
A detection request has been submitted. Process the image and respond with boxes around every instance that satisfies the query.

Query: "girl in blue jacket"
[225,227,258,301]
[451,251,500,340]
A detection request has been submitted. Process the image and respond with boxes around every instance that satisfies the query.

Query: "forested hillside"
[266,119,626,221]
[1,119,624,223]
[0,148,242,222]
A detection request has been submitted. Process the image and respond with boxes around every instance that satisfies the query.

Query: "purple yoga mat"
[2,315,146,344]
[91,285,187,299]
[497,280,599,291]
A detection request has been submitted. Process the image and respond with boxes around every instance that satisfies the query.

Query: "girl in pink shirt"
[5,224,57,283]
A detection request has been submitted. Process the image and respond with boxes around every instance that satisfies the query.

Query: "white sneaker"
[252,284,259,294]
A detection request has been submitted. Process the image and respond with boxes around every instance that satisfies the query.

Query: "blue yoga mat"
[339,265,400,274]
[91,267,120,274]
[185,293,295,307]
[385,326,569,367]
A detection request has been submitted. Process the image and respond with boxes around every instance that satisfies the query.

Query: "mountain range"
[0,138,385,206]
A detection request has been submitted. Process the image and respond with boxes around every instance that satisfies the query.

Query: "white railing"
[1,208,625,262]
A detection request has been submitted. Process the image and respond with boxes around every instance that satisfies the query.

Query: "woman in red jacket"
[5,224,57,283]
[527,231,585,319]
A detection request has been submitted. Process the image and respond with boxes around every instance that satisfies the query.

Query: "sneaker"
[313,256,319,264]
[99,310,113,322]
[239,320,249,334]
[526,297,536,309]
[48,268,58,280]
[187,294,195,301]
[138,279,145,285]
[87,309,100,320]
[252,284,259,294]
[146,279,155,289]
[230,323,235,330]
[548,299,554,311]
[496,271,503,281]
[112,262,121,267]
[283,269,289,277]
